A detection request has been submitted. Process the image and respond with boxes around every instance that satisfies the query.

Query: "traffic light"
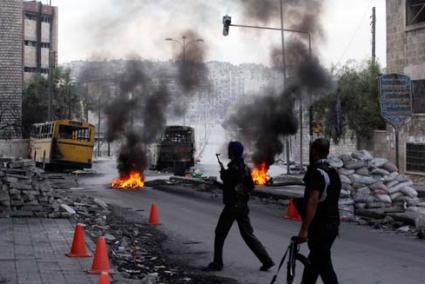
[223,15,231,36]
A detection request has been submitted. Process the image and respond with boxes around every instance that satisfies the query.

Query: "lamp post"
[165,36,204,126]
[222,0,312,174]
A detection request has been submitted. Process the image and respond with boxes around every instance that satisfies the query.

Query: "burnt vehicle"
[156,126,195,174]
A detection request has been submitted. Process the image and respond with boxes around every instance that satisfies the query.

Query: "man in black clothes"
[205,141,274,272]
[298,138,341,284]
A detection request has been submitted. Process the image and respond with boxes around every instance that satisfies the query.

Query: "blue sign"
[379,73,412,128]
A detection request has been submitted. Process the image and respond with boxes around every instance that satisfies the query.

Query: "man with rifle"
[204,141,274,272]
[297,138,341,284]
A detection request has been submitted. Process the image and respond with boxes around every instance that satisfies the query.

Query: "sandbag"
[341,183,354,192]
[399,186,418,198]
[396,175,411,183]
[370,181,388,192]
[371,168,390,176]
[340,174,352,184]
[388,181,414,194]
[368,158,388,168]
[327,156,344,168]
[352,174,377,185]
[383,172,398,182]
[338,168,355,176]
[344,160,365,170]
[354,187,371,202]
[375,194,392,204]
[385,180,399,188]
[351,150,373,161]
[383,161,398,173]
[356,167,370,176]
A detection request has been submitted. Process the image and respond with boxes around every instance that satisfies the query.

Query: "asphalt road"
[78,160,425,284]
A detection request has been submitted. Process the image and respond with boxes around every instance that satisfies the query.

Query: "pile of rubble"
[326,150,423,220]
[0,158,74,218]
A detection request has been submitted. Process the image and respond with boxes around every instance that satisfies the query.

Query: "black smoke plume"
[104,59,172,177]
[227,0,331,168]
[176,30,209,94]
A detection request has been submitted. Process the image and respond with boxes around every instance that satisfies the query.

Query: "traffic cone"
[97,272,110,284]
[148,203,160,225]
[286,199,302,221]
[87,236,111,274]
[66,223,91,257]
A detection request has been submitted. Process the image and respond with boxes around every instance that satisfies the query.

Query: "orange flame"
[251,162,271,185]
[112,171,144,190]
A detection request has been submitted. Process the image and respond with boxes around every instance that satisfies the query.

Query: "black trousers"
[213,204,272,266]
[301,224,339,284]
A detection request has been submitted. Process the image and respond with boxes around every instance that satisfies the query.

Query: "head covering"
[228,141,244,159]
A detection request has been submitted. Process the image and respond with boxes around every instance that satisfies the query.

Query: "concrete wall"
[386,0,425,174]
[0,139,29,158]
[0,0,23,139]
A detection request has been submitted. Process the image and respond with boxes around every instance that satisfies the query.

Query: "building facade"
[0,0,24,138]
[386,0,425,174]
[23,1,58,81]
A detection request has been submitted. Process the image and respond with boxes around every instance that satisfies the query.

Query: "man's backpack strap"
[316,168,330,203]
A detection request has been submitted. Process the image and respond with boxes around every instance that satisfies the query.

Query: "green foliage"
[314,60,386,144]
[22,67,82,138]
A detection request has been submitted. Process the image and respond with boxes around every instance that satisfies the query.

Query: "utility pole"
[47,50,55,121]
[280,0,291,175]
[371,6,376,64]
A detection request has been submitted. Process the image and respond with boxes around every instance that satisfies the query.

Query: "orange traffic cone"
[149,203,160,225]
[97,272,110,284]
[286,199,302,221]
[66,223,91,257]
[87,236,111,274]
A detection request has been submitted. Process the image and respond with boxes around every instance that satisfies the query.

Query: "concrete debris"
[0,158,78,218]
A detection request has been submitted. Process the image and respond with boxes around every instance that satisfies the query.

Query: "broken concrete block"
[60,204,76,215]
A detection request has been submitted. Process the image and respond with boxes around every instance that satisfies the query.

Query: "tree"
[22,67,82,138]
[22,74,48,138]
[314,60,386,145]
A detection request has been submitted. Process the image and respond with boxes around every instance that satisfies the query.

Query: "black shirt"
[303,160,341,232]
[220,160,254,206]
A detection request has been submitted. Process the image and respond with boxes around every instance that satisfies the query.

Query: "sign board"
[379,73,413,128]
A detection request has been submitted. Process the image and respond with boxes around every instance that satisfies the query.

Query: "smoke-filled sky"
[49,0,386,68]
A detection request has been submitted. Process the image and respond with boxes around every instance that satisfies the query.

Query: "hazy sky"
[49,0,386,68]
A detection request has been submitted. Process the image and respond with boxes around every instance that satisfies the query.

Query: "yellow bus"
[30,120,96,169]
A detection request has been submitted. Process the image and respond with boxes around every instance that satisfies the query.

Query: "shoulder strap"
[316,168,330,202]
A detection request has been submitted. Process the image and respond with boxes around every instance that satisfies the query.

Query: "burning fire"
[251,162,271,185]
[112,171,144,190]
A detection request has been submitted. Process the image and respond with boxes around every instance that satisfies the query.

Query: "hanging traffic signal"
[223,15,232,36]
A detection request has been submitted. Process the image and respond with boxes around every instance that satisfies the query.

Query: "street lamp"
[165,36,204,126]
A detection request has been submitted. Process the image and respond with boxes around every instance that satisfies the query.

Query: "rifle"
[216,153,224,171]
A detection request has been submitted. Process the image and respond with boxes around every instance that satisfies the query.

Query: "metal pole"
[280,0,291,175]
[372,7,376,64]
[47,50,55,121]
[182,36,187,126]
[395,127,399,169]
[97,96,101,157]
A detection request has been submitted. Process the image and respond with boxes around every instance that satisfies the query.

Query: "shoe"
[203,262,223,271]
[260,261,275,271]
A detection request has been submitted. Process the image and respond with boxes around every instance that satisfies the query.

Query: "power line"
[336,1,373,66]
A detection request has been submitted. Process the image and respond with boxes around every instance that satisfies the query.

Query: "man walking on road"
[205,141,275,272]
[297,138,341,284]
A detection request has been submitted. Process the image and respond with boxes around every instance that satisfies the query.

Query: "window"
[412,80,425,113]
[406,143,425,173]
[406,0,425,26]
[59,125,90,141]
